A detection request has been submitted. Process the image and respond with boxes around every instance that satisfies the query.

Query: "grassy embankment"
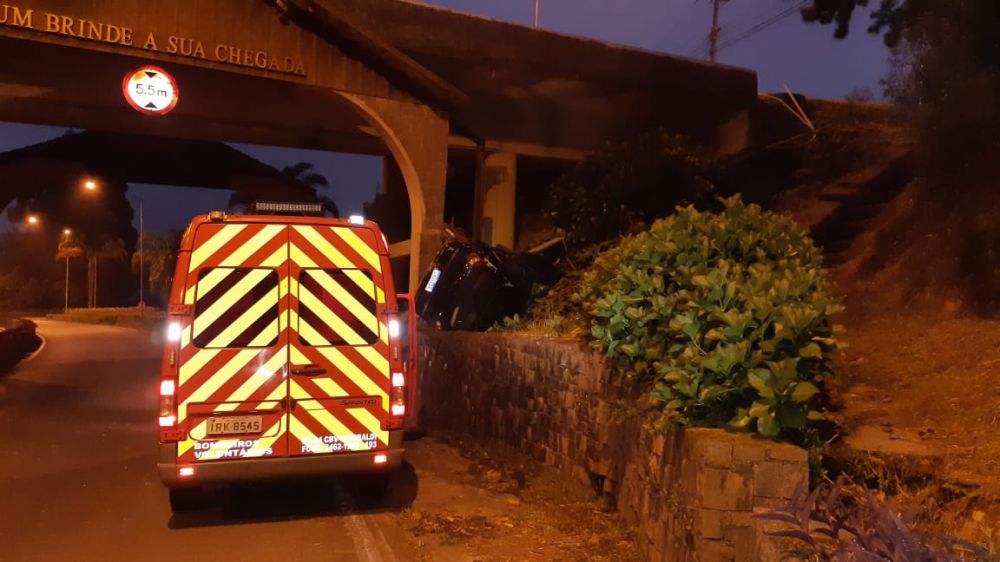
[49,307,165,333]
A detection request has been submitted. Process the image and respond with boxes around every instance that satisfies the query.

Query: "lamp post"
[63,228,72,312]
[138,199,145,313]
[80,177,99,309]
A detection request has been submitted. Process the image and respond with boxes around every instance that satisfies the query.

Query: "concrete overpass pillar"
[477,152,517,249]
[336,92,449,293]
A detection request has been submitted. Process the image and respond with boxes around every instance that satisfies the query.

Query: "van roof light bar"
[252,201,325,216]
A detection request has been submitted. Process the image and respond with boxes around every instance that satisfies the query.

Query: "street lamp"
[26,214,39,226]
[62,228,73,312]
[79,177,100,308]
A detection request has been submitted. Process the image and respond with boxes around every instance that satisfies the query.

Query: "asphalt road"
[0,320,421,562]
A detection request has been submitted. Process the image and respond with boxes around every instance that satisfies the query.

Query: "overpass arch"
[333,92,448,292]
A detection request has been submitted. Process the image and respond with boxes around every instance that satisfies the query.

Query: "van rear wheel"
[363,473,390,497]
[353,472,390,502]
[168,487,203,512]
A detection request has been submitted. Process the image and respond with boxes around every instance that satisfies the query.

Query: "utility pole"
[709,0,721,63]
[64,255,69,312]
[533,0,539,28]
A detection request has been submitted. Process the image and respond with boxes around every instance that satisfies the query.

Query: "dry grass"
[403,435,642,562]
[48,307,166,334]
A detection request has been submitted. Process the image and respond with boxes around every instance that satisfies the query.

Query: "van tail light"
[390,371,406,418]
[166,321,182,342]
[158,378,179,438]
[384,302,410,430]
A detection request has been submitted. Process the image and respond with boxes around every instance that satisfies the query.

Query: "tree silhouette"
[801,0,909,46]
[280,162,329,190]
[55,236,84,262]
[83,237,127,308]
[280,162,339,217]
[131,231,182,306]
[54,235,84,310]
[228,161,339,216]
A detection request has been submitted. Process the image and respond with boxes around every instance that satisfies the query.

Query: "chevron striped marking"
[188,224,248,272]
[191,268,280,349]
[297,270,378,346]
[332,227,381,270]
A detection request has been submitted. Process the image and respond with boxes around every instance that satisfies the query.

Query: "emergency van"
[157,203,413,511]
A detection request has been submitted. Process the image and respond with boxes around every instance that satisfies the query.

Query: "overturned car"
[414,234,561,331]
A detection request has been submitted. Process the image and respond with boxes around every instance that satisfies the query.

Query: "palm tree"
[86,237,127,308]
[55,237,85,261]
[228,161,338,216]
[55,236,84,310]
[131,231,181,306]
[280,162,329,190]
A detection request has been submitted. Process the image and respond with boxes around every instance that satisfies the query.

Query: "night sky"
[0,0,890,235]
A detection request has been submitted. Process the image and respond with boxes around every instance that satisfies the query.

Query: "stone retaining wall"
[417,330,807,562]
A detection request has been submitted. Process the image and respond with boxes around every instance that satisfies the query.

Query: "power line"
[715,0,808,53]
[689,0,809,59]
[687,35,713,58]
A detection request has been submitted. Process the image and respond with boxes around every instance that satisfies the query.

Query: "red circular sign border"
[122,65,180,116]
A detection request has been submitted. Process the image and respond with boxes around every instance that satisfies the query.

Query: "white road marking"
[332,481,398,562]
[21,333,46,363]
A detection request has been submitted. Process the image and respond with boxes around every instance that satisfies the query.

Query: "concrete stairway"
[808,153,914,265]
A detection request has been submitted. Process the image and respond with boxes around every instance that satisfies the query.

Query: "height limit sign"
[123,65,179,116]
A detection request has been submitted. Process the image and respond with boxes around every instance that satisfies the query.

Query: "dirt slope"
[772,98,1000,542]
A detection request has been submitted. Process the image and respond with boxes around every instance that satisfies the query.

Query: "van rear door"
[176,222,291,463]
[285,224,391,457]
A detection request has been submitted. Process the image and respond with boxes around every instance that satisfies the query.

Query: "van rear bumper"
[157,444,405,488]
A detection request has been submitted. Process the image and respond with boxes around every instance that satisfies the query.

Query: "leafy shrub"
[579,197,842,437]
[757,480,990,561]
[544,130,713,251]
[505,241,619,335]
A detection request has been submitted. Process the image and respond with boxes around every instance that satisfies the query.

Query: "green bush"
[579,197,843,438]
[544,130,713,251]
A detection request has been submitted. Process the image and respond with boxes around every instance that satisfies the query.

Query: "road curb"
[22,334,47,363]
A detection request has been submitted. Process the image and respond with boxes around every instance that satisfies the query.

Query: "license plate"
[425,268,441,293]
[206,415,262,436]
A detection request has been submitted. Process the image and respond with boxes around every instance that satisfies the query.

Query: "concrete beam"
[388,240,412,258]
[448,135,591,162]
